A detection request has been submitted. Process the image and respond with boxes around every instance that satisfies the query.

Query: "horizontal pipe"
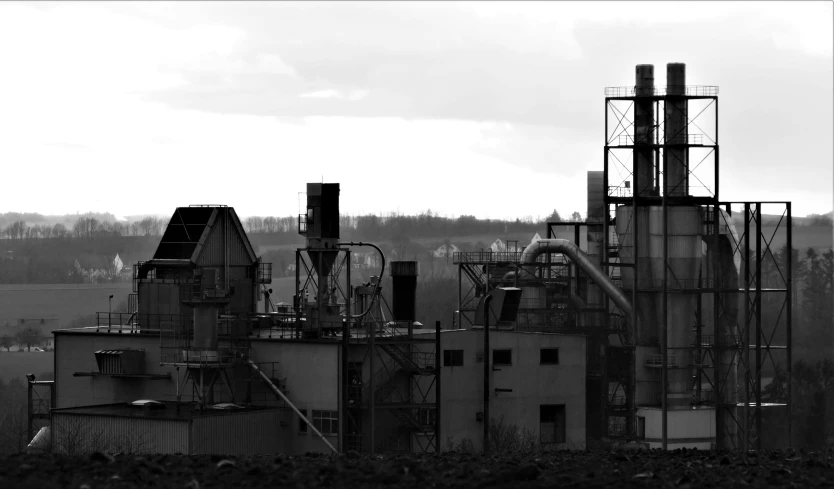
[521,239,632,319]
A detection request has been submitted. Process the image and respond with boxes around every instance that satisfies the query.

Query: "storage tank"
[615,205,657,342]
[649,206,701,408]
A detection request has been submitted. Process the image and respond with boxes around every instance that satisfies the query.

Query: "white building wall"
[55,332,342,455]
[55,333,176,409]
[249,340,340,454]
[417,330,585,451]
[637,407,716,449]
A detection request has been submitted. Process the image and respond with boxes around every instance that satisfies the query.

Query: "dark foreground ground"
[1,449,833,488]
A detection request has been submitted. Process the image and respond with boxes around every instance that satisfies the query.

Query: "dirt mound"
[1,449,832,488]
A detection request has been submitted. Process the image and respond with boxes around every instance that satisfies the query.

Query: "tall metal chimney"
[634,64,655,196]
[665,63,688,196]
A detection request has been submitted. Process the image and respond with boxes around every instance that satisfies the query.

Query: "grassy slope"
[0,351,53,384]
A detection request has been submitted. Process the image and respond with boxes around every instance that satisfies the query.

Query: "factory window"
[540,348,559,365]
[312,410,338,436]
[540,405,566,444]
[298,409,308,434]
[492,349,512,366]
[443,350,464,367]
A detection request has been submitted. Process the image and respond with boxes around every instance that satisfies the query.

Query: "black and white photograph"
[0,1,832,487]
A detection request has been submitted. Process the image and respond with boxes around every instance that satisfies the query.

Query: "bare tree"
[51,223,68,239]
[14,327,42,352]
[0,335,13,352]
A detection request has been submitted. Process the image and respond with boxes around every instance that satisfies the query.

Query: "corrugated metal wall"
[191,409,287,455]
[52,413,189,454]
[196,213,253,267]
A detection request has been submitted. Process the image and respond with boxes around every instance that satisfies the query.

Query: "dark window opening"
[540,348,559,365]
[443,350,464,367]
[298,409,308,434]
[540,404,566,444]
[492,349,512,366]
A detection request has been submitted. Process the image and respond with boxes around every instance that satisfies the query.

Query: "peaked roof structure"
[150,207,257,265]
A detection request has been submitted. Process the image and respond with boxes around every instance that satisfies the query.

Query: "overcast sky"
[0,1,831,220]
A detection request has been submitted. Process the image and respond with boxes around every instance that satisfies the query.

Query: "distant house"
[73,255,121,283]
[352,252,382,269]
[489,239,506,253]
[113,254,124,275]
[432,243,460,258]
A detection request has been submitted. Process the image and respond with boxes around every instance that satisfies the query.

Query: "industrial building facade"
[36,63,790,455]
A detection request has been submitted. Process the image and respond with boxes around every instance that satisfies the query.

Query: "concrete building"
[42,190,589,456]
[417,329,586,451]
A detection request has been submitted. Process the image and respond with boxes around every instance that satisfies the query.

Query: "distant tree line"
[243,209,579,241]
[1,216,169,240]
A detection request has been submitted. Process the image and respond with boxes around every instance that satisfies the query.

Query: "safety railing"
[159,345,248,366]
[607,185,633,198]
[694,334,740,348]
[94,312,193,334]
[453,251,525,264]
[645,354,679,368]
[297,214,307,235]
[605,85,719,97]
[612,134,705,146]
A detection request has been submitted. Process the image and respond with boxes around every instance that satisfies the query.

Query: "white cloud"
[300,89,341,99]
[299,89,368,101]
[0,1,828,219]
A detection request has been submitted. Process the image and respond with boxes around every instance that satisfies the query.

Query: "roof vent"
[95,349,145,375]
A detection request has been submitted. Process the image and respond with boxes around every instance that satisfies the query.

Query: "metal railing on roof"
[605,85,719,97]
[612,134,705,146]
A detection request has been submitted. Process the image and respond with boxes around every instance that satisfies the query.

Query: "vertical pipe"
[632,125,640,442]
[661,142,668,451]
[713,97,721,200]
[295,251,301,340]
[369,302,375,454]
[743,203,751,451]
[483,295,492,453]
[602,204,610,441]
[341,253,349,453]
[696,274,702,402]
[435,320,441,452]
[457,265,462,329]
[713,203,723,449]
[27,378,33,443]
[755,204,762,450]
[605,98,608,146]
[786,202,792,448]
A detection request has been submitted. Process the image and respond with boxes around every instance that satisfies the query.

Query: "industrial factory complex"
[27,64,792,455]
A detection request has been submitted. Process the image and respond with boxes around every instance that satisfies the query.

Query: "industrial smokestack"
[634,64,655,196]
[664,63,688,196]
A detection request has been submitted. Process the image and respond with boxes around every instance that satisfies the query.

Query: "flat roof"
[51,401,282,421]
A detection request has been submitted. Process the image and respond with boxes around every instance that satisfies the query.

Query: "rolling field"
[0,351,53,384]
[0,283,134,331]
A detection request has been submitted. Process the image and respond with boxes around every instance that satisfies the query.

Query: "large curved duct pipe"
[521,239,632,319]
[501,270,588,309]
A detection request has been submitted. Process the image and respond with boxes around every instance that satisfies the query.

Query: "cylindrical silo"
[634,65,656,196]
[616,205,658,343]
[649,206,701,408]
[665,63,688,196]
